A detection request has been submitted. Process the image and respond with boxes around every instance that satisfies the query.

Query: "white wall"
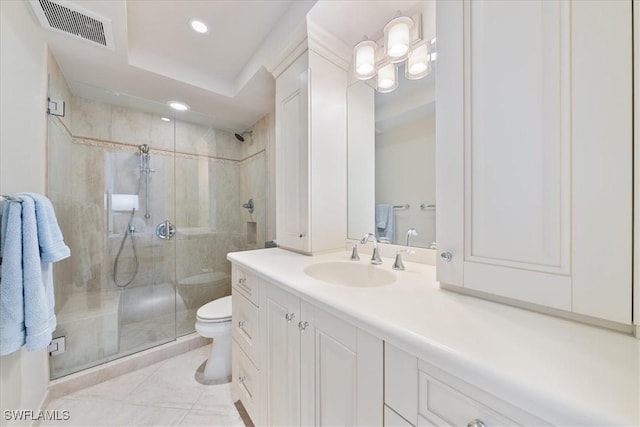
[0,1,50,425]
[375,115,436,247]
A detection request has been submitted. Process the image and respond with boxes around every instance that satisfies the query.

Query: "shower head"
[234,131,253,142]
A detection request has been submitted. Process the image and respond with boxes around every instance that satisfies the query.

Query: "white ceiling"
[29,0,316,131]
[26,0,432,132]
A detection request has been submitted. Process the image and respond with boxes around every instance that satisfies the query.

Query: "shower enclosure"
[46,76,270,379]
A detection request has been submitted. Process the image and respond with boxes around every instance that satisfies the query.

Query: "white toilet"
[195,295,232,384]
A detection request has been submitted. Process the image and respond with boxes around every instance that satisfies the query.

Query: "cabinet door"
[259,281,301,426]
[300,301,383,426]
[436,0,633,324]
[275,52,310,253]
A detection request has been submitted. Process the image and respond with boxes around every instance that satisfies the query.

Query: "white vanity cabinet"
[384,343,549,427]
[436,0,633,326]
[230,265,261,422]
[274,49,347,254]
[257,278,383,426]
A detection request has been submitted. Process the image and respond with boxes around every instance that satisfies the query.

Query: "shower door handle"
[155,219,176,240]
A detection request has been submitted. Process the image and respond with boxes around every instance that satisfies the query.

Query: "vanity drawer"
[417,361,549,426]
[232,264,259,306]
[232,289,259,365]
[232,340,259,424]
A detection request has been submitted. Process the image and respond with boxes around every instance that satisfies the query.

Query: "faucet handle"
[371,246,382,265]
[350,243,360,261]
[392,249,414,271]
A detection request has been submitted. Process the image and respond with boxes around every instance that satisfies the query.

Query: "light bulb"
[384,16,413,63]
[406,40,431,80]
[376,63,397,93]
[353,39,378,80]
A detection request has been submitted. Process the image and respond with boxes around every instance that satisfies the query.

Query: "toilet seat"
[196,295,232,323]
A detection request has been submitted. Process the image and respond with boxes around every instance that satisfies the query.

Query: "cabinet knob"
[298,321,309,331]
[467,419,486,427]
[440,251,453,262]
[238,277,246,286]
[299,233,306,239]
[285,312,296,322]
[238,320,246,329]
[238,375,247,384]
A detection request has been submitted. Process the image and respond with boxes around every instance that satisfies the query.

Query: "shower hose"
[113,207,139,288]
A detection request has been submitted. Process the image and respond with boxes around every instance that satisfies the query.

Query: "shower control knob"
[155,219,176,240]
[440,251,453,262]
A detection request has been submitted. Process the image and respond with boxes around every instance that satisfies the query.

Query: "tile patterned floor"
[40,346,244,426]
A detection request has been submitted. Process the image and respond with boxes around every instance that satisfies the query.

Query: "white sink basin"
[304,261,396,287]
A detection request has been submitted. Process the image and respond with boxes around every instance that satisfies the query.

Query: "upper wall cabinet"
[274,49,348,254]
[436,0,633,325]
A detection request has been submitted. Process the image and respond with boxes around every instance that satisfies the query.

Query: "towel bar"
[393,204,410,210]
[0,195,23,203]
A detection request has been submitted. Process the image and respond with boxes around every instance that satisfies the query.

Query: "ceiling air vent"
[28,0,114,49]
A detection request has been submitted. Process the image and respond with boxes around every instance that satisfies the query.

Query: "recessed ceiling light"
[190,19,208,34]
[167,101,189,111]
[161,117,171,122]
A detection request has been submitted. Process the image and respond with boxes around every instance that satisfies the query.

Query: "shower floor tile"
[38,346,244,427]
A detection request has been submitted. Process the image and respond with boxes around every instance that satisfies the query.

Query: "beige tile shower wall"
[70,142,107,292]
[240,112,275,247]
[176,120,242,160]
[174,146,243,282]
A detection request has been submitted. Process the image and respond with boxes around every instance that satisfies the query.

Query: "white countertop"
[228,248,640,425]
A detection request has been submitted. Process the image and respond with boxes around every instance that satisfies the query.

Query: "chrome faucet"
[360,233,382,265]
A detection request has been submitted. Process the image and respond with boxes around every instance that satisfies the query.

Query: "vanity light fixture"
[190,19,208,34]
[352,13,432,92]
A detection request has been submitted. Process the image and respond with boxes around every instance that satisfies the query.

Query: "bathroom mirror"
[347,65,436,249]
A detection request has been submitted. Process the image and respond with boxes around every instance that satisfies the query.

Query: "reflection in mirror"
[347,65,435,249]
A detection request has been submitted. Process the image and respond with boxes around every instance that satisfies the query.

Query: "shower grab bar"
[393,204,410,210]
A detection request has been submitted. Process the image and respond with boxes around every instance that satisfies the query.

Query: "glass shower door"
[106,141,177,357]
[47,84,179,378]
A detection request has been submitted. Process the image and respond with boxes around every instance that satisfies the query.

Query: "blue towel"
[375,204,395,243]
[20,196,55,351]
[21,193,70,262]
[0,201,26,355]
[0,194,68,355]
